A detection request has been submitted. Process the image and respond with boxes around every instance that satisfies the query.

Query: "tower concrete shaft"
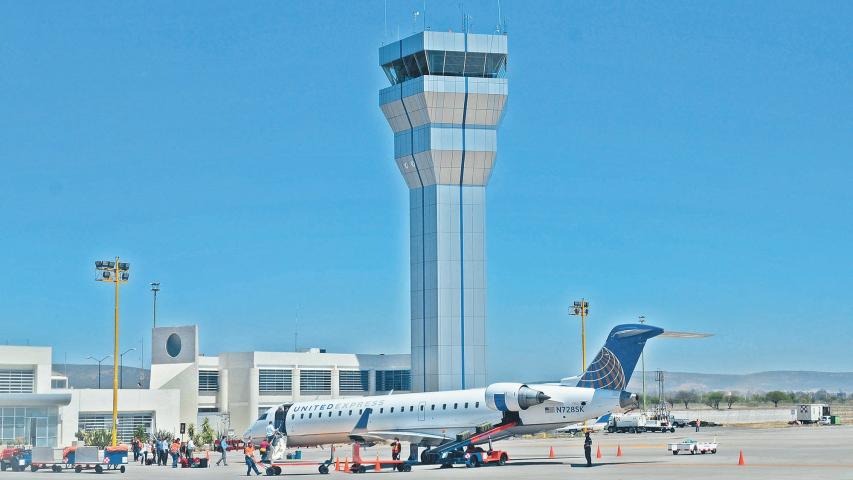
[379,31,508,392]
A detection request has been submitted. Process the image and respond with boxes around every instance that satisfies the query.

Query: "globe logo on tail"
[576,347,626,390]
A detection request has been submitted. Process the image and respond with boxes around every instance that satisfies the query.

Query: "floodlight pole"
[569,299,589,374]
[96,256,129,447]
[639,315,646,411]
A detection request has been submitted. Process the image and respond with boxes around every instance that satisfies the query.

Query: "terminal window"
[198,370,219,392]
[300,370,331,394]
[339,370,369,393]
[78,413,152,444]
[0,369,35,393]
[375,370,411,392]
[259,369,292,393]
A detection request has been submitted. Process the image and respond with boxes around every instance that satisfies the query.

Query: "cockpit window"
[256,412,267,421]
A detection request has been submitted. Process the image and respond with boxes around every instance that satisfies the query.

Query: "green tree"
[704,391,724,410]
[197,418,216,448]
[726,393,740,409]
[674,390,699,409]
[187,423,196,442]
[765,391,789,408]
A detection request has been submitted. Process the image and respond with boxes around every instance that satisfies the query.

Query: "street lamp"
[639,315,646,411]
[95,257,129,447]
[150,282,160,329]
[86,355,111,389]
[119,348,136,389]
[569,299,590,373]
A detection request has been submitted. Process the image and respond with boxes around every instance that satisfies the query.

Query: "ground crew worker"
[244,441,262,476]
[695,418,700,432]
[171,438,182,468]
[216,436,229,466]
[391,438,402,461]
[583,432,593,467]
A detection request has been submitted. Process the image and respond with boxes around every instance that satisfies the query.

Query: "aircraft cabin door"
[418,401,426,421]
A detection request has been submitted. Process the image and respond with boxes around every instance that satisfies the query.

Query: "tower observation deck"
[379,31,508,392]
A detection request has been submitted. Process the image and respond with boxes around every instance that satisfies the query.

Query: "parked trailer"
[29,447,70,472]
[67,445,127,473]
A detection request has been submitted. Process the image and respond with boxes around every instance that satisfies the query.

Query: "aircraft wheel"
[672,451,678,455]
[318,464,328,474]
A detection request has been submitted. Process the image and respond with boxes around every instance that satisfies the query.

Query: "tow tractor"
[1,447,31,472]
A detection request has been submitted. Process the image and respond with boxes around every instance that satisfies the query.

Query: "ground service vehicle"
[668,438,718,455]
[0,448,31,472]
[438,446,508,468]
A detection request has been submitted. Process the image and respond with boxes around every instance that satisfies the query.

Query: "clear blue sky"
[1,1,851,382]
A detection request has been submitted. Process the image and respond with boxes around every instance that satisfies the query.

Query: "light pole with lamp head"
[95,257,129,447]
[86,355,111,389]
[119,348,136,389]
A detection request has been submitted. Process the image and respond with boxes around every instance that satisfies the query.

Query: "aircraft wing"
[349,430,449,446]
[348,408,450,446]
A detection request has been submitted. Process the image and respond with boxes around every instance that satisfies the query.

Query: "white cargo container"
[796,404,829,423]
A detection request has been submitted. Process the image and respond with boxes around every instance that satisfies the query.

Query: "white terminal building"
[0,325,411,447]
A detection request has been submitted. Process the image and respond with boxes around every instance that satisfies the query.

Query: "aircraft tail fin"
[576,324,663,390]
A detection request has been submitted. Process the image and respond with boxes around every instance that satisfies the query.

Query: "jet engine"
[485,383,550,412]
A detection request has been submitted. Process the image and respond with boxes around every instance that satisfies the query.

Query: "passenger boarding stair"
[419,420,518,464]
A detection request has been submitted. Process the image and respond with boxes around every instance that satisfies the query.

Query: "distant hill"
[628,371,853,393]
[53,364,150,389]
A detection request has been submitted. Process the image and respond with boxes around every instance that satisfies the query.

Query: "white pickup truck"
[667,438,718,455]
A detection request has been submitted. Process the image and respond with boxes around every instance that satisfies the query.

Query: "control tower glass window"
[382,51,507,84]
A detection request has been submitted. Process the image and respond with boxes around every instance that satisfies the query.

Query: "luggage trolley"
[29,447,70,472]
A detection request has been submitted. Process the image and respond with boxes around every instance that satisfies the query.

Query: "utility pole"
[639,315,646,411]
[570,299,590,373]
[96,257,130,447]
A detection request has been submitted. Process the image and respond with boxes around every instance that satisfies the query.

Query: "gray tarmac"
[14,425,853,479]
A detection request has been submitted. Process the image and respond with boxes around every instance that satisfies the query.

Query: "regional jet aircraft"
[246,323,662,463]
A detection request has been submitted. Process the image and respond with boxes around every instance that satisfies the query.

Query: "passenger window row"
[289,402,481,421]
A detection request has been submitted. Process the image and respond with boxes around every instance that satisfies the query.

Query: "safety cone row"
[738,450,745,466]
[596,446,602,459]
[616,445,623,457]
[375,455,382,472]
[548,446,555,459]
[344,457,350,473]
[334,457,340,471]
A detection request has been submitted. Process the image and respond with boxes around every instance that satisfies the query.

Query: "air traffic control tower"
[379,31,508,392]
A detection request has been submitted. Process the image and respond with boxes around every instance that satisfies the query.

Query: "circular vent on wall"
[166,333,182,358]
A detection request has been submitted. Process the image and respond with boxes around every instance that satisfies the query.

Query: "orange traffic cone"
[334,457,340,471]
[375,455,382,472]
[344,457,350,473]
[616,445,623,457]
[738,450,745,466]
[596,446,602,459]
[548,446,555,459]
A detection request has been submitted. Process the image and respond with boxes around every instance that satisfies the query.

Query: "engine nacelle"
[485,383,550,412]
